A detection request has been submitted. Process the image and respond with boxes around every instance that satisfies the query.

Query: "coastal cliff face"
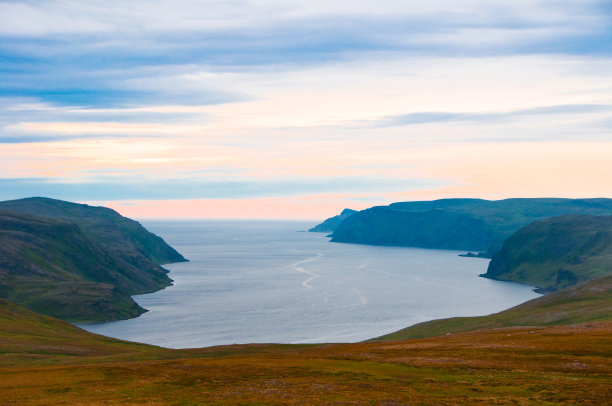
[308,208,356,232]
[483,214,612,292]
[0,197,187,322]
[325,198,612,252]
[331,206,494,251]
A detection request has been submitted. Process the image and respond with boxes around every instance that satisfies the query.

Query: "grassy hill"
[484,214,612,292]
[0,197,186,321]
[0,298,166,367]
[1,298,610,405]
[329,198,612,252]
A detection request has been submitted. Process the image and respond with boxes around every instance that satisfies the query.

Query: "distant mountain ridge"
[0,197,187,322]
[319,198,612,252]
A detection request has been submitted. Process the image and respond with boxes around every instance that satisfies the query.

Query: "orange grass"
[2,322,611,405]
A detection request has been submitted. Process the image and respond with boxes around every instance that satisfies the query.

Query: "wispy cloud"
[0,176,441,201]
[369,104,612,127]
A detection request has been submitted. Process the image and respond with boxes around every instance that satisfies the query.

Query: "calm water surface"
[80,220,540,348]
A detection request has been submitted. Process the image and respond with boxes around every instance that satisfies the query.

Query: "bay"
[80,220,540,348]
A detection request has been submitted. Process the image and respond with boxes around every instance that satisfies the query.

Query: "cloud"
[0,135,68,143]
[1,1,606,37]
[371,104,612,127]
[0,176,443,201]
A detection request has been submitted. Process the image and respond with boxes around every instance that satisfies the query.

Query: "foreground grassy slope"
[0,298,168,367]
[484,214,612,292]
[375,274,612,341]
[1,299,611,405]
[330,198,612,252]
[0,197,187,321]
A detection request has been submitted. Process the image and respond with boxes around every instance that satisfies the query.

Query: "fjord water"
[80,220,540,348]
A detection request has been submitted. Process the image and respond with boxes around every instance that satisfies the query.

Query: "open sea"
[79,220,540,348]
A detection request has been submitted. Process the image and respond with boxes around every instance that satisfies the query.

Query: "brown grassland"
[1,299,611,405]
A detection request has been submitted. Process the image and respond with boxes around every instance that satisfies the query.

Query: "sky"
[1,0,611,219]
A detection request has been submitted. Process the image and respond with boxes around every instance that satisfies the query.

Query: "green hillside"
[330,198,612,252]
[0,197,187,322]
[0,298,165,367]
[483,214,612,292]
